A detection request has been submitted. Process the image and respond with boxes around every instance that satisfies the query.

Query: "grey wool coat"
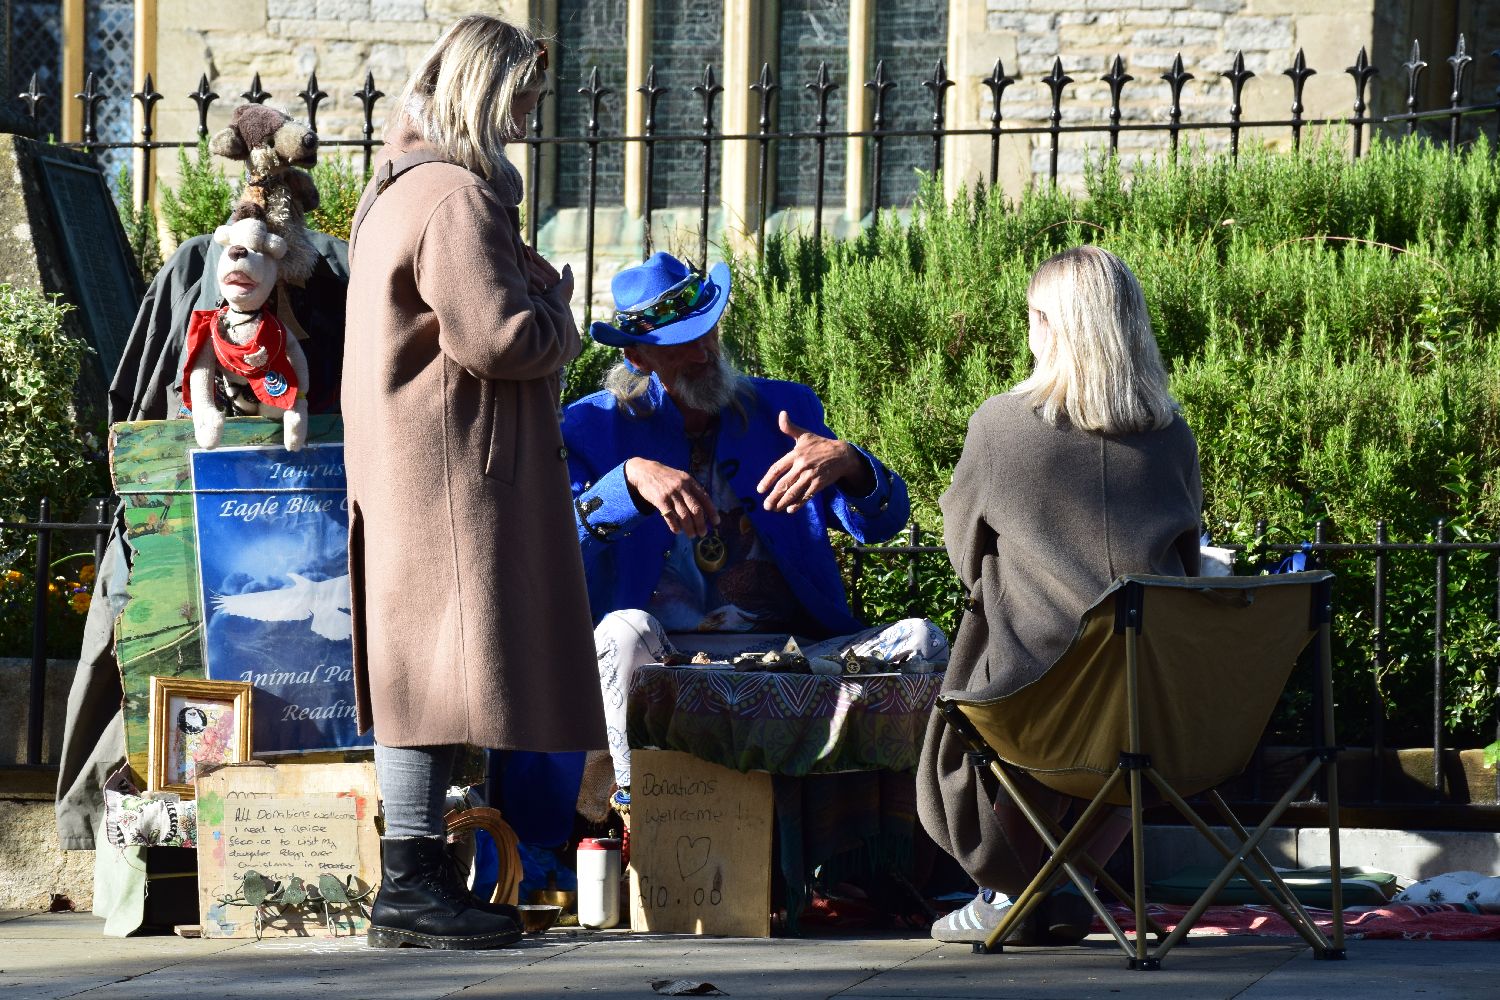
[917,391,1202,891]
[342,121,605,751]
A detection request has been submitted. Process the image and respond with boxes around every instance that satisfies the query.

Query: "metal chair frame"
[937,575,1347,969]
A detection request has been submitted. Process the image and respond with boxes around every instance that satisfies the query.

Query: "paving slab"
[838,937,1306,999]
[1,913,1496,1000]
[1238,940,1500,1000]
[458,933,939,999]
[0,912,247,1000]
[66,935,593,1000]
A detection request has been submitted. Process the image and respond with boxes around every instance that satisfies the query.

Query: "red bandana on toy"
[180,306,299,412]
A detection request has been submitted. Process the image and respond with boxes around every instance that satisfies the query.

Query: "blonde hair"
[1012,246,1176,434]
[394,15,544,180]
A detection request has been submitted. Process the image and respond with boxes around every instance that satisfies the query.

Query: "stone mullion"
[718,0,765,257]
[623,0,650,220]
[845,0,872,223]
[61,0,84,141]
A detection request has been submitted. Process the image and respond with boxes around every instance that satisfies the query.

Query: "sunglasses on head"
[534,40,549,75]
[616,273,706,336]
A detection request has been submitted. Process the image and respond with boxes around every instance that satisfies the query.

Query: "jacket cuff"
[837,445,896,518]
[575,461,651,542]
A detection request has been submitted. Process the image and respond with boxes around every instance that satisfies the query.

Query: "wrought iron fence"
[1,499,111,768]
[849,521,1500,814]
[11,36,1500,314]
[7,496,1498,821]
[7,36,1500,817]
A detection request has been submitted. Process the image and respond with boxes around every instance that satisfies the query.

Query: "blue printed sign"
[190,443,370,754]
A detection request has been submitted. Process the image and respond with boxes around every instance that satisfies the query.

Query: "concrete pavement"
[0,910,1490,999]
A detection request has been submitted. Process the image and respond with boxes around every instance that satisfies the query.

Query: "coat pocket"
[483,379,518,484]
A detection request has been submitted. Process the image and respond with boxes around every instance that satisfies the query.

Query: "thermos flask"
[576,836,622,929]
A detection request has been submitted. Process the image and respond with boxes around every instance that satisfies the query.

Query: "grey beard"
[672,355,744,414]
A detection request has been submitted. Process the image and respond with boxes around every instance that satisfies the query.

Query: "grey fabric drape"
[55,231,349,849]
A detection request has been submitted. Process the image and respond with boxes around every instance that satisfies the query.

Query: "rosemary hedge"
[721,136,1500,747]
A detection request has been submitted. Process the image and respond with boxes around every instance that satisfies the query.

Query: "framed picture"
[148,676,253,797]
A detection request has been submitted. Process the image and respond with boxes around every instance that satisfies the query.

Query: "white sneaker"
[931,889,1033,944]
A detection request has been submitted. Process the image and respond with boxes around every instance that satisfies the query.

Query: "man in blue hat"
[561,252,948,809]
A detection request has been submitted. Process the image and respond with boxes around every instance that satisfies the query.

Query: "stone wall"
[148,0,530,195]
[135,2,1500,229]
[945,0,1392,198]
[0,797,93,911]
[941,0,1500,199]
[0,658,92,911]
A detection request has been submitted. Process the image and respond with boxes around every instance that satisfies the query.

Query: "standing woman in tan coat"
[343,15,605,950]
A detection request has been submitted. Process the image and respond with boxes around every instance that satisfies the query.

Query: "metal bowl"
[516,903,562,935]
[529,887,576,910]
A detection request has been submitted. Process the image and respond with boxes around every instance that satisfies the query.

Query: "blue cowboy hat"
[589,252,732,348]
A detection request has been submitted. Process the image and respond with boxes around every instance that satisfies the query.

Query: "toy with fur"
[180,214,310,451]
[210,105,321,284]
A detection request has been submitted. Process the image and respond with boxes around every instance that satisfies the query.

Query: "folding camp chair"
[937,572,1345,969]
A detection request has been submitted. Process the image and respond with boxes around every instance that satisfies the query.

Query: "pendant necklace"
[691,426,728,574]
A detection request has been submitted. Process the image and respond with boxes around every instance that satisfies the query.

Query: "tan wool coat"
[342,121,605,751]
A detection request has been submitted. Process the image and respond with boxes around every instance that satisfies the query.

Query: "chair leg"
[1207,790,1333,947]
[1128,766,1156,970]
[1321,755,1347,959]
[1318,619,1348,959]
[1121,619,1160,970]
[1145,765,1332,958]
[977,766,1125,955]
[1025,796,1169,943]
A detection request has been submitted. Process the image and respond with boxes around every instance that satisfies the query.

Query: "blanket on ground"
[1101,902,1500,941]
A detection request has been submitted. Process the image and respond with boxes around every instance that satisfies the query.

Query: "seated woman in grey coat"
[919,245,1203,944]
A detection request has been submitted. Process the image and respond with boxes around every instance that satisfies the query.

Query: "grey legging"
[373,742,457,838]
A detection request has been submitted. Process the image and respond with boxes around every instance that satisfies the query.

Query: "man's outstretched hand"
[625,457,720,537]
[757,410,873,513]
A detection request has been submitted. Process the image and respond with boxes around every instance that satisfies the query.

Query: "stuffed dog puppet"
[180,214,311,451]
[209,105,321,284]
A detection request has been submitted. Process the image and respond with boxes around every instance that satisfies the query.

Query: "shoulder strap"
[348,150,449,260]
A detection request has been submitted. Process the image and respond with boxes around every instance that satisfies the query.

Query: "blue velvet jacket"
[561,375,910,635]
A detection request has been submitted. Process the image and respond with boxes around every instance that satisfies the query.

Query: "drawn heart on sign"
[676,835,711,879]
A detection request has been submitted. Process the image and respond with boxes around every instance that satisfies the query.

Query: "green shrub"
[158,139,235,247]
[308,155,368,242]
[719,135,1500,746]
[0,284,108,655]
[113,166,163,282]
[0,286,105,524]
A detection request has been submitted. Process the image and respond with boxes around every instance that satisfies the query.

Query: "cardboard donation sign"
[196,761,379,938]
[629,749,773,937]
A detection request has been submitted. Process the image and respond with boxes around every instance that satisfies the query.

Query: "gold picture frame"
[148,676,253,798]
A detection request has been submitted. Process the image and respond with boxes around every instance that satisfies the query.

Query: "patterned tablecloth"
[627,666,944,777]
[628,664,946,931]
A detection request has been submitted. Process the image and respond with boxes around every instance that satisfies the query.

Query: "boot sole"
[367,924,523,950]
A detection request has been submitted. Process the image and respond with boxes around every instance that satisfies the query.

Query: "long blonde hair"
[1012,246,1176,434]
[394,15,544,180]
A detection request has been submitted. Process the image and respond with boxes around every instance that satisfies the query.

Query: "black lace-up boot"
[367,836,521,950]
[437,843,520,924]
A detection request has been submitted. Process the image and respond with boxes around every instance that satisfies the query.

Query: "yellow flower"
[69,592,92,614]
[78,564,96,586]
[2,570,21,588]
